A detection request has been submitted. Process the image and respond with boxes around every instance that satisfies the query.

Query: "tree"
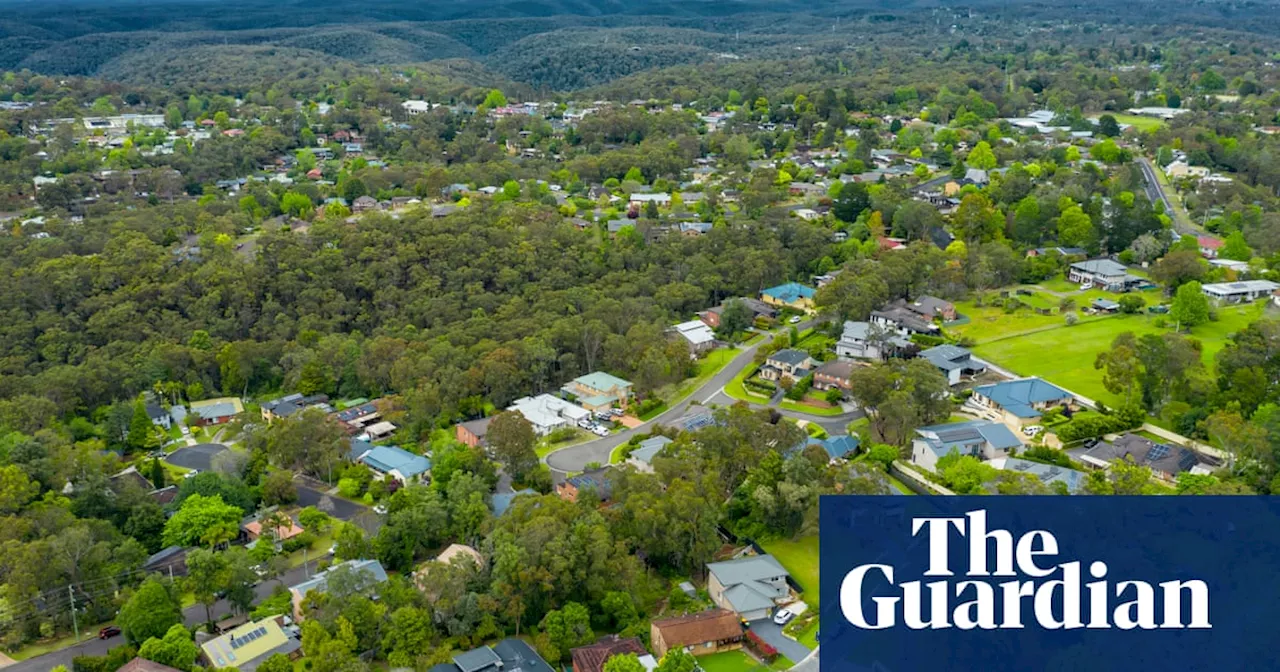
[604,655,646,672]
[280,191,314,219]
[263,408,348,480]
[118,578,182,645]
[966,141,997,170]
[184,548,230,626]
[1056,205,1095,249]
[540,602,594,663]
[656,649,698,672]
[127,397,157,452]
[1170,281,1210,330]
[256,654,295,672]
[482,89,508,109]
[717,299,754,338]
[832,181,870,222]
[1094,339,1140,406]
[261,469,298,507]
[1118,294,1146,314]
[138,624,200,672]
[1097,114,1121,137]
[1151,249,1205,288]
[486,411,538,481]
[0,465,38,514]
[163,494,242,548]
[1220,230,1252,261]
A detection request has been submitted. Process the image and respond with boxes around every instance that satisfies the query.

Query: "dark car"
[98,626,121,640]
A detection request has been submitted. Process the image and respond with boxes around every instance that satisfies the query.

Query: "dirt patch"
[617,415,644,429]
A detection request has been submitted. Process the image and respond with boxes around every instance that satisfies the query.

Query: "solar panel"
[1147,444,1170,461]
[1177,450,1199,472]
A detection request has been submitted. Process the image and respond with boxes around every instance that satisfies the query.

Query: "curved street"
[545,321,864,475]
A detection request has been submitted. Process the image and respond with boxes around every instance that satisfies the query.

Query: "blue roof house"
[910,420,1023,473]
[627,435,673,473]
[359,445,432,483]
[760,282,817,310]
[970,377,1074,425]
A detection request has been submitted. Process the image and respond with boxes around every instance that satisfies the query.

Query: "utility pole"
[68,585,79,643]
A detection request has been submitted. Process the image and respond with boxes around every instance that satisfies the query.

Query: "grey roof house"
[911,419,1022,473]
[707,554,791,621]
[918,345,986,385]
[1081,433,1217,484]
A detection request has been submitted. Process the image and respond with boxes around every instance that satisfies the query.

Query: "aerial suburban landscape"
[0,0,1277,669]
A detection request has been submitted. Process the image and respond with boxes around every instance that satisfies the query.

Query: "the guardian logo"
[840,509,1212,631]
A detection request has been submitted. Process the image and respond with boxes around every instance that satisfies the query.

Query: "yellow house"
[760,282,816,311]
[200,617,299,670]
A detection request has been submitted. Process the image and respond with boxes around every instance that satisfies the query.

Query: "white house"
[670,320,717,354]
[507,394,590,435]
[911,420,1023,473]
[1202,280,1279,304]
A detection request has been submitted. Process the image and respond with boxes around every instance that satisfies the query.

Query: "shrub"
[281,531,316,553]
[746,630,779,662]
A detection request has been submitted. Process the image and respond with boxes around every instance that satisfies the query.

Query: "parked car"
[773,608,795,625]
[98,626,121,640]
[610,409,624,417]
[788,315,802,324]
[183,469,200,479]
[373,504,388,515]
[1021,425,1044,437]
[592,426,609,437]
[577,419,593,429]
[180,425,191,436]
[328,544,338,556]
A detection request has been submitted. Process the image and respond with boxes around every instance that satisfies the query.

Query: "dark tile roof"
[571,636,649,672]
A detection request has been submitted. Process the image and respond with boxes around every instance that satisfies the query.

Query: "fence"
[889,462,955,495]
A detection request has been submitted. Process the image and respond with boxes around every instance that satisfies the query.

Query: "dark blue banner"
[819,496,1280,671]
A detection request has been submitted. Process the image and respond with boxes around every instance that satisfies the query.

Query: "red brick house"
[650,609,744,658]
[571,635,650,672]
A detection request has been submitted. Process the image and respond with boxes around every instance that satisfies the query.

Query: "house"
[987,457,1086,493]
[556,467,614,503]
[794,208,820,221]
[189,397,243,426]
[963,168,989,185]
[650,609,745,658]
[759,282,817,311]
[1201,280,1280,304]
[352,195,378,212]
[261,393,330,423]
[812,359,855,392]
[835,320,912,361]
[917,345,986,385]
[706,554,791,620]
[571,636,653,672]
[1081,433,1217,484]
[455,417,492,447]
[360,420,398,441]
[402,100,434,115]
[149,485,179,506]
[679,221,714,236]
[146,401,173,430]
[903,295,957,322]
[1197,236,1223,258]
[334,401,380,431]
[1092,298,1121,313]
[200,617,300,671]
[508,394,590,434]
[110,465,155,493]
[969,378,1074,426]
[804,434,860,461]
[607,219,634,237]
[759,349,814,384]
[359,445,431,482]
[911,420,1023,473]
[1067,259,1142,292]
[1167,161,1211,180]
[1209,258,1250,273]
[627,436,673,473]
[699,298,778,328]
[143,545,189,578]
[1027,246,1087,258]
[561,372,633,410]
[427,639,554,672]
[490,489,536,517]
[870,305,940,336]
[289,559,387,621]
[119,658,183,672]
[242,517,305,544]
[671,320,718,354]
[628,192,671,208]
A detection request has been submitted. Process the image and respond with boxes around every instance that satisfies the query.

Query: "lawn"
[536,428,592,458]
[1108,113,1165,132]
[697,650,792,672]
[972,301,1269,406]
[778,397,845,416]
[759,536,819,604]
[659,347,742,404]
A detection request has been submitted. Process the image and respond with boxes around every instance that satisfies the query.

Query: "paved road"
[165,443,228,471]
[749,619,812,663]
[6,560,325,672]
[545,320,863,475]
[1137,157,1201,238]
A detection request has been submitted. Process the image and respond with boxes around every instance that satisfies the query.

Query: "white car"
[373,504,388,515]
[327,544,338,556]
[592,426,609,437]
[180,426,190,436]
[788,316,802,324]
[1021,425,1045,437]
[183,469,200,479]
[773,608,795,625]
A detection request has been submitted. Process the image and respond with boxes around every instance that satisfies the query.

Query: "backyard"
[696,650,793,672]
[972,300,1270,406]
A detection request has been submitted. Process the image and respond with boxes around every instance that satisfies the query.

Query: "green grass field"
[696,650,792,672]
[759,536,819,602]
[1108,113,1166,132]
[973,301,1269,405]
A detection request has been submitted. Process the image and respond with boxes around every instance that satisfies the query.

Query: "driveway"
[165,443,228,471]
[295,485,368,521]
[748,618,811,663]
[545,319,863,476]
